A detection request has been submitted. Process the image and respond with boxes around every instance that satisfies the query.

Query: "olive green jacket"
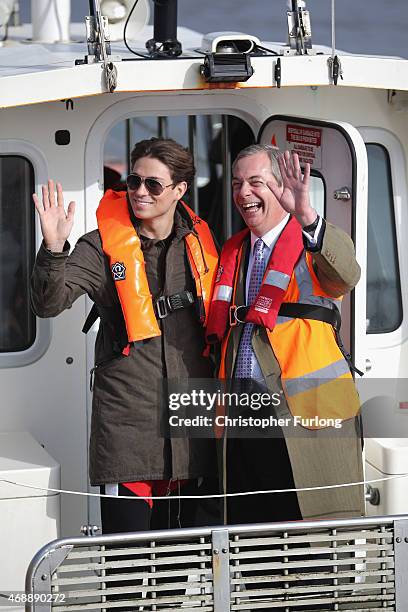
[31,205,217,485]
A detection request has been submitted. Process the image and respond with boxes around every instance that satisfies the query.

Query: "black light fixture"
[200,53,253,83]
[200,33,258,83]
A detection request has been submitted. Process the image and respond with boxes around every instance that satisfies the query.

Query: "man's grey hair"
[232,144,282,185]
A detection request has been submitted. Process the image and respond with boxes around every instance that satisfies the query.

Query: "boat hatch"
[258,115,368,366]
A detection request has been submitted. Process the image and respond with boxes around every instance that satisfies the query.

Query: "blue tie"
[234,238,266,379]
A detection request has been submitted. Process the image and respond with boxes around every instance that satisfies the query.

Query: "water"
[18,0,408,58]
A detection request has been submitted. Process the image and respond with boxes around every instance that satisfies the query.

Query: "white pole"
[331,0,336,56]
[31,0,71,43]
[0,0,15,26]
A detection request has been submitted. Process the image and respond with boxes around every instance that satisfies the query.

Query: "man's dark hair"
[130,138,195,187]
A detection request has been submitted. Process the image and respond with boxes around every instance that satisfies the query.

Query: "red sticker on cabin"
[286,124,322,169]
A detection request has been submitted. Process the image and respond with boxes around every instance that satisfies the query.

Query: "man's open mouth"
[241,201,263,212]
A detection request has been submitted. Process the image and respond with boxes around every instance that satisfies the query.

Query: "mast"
[146,0,182,58]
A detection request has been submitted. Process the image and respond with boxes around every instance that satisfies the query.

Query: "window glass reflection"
[366,144,402,333]
[0,156,36,352]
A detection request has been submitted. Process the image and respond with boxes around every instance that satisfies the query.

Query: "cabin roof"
[1,22,408,109]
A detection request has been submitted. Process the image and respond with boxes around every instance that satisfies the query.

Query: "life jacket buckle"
[156,296,170,319]
[229,304,247,327]
[229,305,237,327]
[155,291,195,320]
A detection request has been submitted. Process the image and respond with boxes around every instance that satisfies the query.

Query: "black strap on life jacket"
[229,301,364,377]
[229,302,340,329]
[82,305,99,334]
[82,304,118,334]
[155,290,195,319]
[82,290,195,334]
[279,302,342,329]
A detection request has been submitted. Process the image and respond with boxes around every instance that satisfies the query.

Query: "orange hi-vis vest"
[206,219,360,428]
[96,190,218,344]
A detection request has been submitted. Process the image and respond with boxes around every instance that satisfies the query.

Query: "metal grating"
[228,523,395,610]
[51,535,212,611]
[26,516,408,611]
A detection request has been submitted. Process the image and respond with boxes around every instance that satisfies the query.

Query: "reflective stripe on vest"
[264,270,291,291]
[97,190,218,342]
[213,284,233,302]
[284,358,351,397]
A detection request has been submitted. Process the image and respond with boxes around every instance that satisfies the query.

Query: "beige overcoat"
[221,222,365,520]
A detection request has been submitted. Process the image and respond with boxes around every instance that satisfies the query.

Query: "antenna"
[286,0,313,55]
[146,0,182,58]
[328,0,342,85]
[85,0,111,60]
[331,0,336,57]
[77,0,117,92]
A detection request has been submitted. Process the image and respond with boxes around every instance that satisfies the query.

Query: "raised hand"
[33,180,76,252]
[268,150,317,227]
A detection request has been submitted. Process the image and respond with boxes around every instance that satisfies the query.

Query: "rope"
[1,473,407,501]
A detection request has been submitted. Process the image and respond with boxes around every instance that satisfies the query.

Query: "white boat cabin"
[0,0,408,597]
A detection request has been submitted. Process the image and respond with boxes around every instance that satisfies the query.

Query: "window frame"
[84,95,260,523]
[359,127,407,344]
[0,140,51,368]
[309,169,327,219]
[84,93,259,239]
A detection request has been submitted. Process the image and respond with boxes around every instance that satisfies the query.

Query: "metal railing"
[26,514,408,611]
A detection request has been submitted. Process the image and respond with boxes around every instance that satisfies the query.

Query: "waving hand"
[267,150,317,227]
[33,180,76,252]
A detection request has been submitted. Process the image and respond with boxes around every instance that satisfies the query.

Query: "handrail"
[26,513,408,611]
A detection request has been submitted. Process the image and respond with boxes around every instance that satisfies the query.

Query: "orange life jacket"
[96,190,218,344]
[207,222,360,428]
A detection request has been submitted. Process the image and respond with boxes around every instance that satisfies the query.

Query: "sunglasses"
[126,173,174,196]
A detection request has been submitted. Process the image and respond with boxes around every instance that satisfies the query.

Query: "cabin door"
[258,115,368,373]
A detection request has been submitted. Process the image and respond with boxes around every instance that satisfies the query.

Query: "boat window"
[309,173,325,218]
[366,143,402,333]
[0,156,36,352]
[104,114,255,244]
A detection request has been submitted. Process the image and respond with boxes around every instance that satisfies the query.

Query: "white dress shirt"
[242,213,323,382]
[246,215,290,301]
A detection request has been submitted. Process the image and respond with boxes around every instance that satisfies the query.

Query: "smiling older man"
[206,144,365,525]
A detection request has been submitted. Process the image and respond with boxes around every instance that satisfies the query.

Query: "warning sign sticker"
[286,124,322,169]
